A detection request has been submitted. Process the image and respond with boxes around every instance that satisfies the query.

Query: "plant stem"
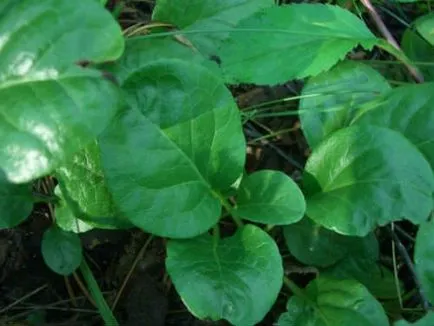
[79,259,119,325]
[359,0,424,83]
[283,276,312,303]
[214,191,244,228]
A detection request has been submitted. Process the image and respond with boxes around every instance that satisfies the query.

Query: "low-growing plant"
[2,0,434,325]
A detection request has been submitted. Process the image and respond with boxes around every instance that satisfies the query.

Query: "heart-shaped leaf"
[219,4,378,85]
[166,224,283,325]
[299,61,390,148]
[55,141,131,230]
[0,0,124,183]
[235,170,305,225]
[0,169,33,228]
[100,59,245,238]
[152,0,274,55]
[415,218,434,303]
[353,83,434,170]
[283,217,378,267]
[278,277,389,326]
[42,226,82,275]
[304,125,434,236]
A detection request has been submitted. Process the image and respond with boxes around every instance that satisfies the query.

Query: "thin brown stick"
[360,0,424,83]
[111,235,154,310]
[0,284,48,315]
[64,276,77,307]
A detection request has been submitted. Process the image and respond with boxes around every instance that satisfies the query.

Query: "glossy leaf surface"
[42,226,82,275]
[152,0,274,55]
[235,170,305,225]
[278,277,389,326]
[0,0,124,183]
[56,141,131,229]
[219,4,378,85]
[166,225,283,325]
[304,125,434,236]
[300,61,390,148]
[100,60,245,238]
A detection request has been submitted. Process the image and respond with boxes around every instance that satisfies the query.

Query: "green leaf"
[0,0,124,183]
[283,217,378,268]
[166,225,283,325]
[152,0,274,55]
[100,60,245,238]
[54,186,94,234]
[304,125,434,236]
[415,13,434,46]
[102,36,220,84]
[42,226,82,275]
[278,277,389,326]
[235,170,305,225]
[300,61,390,148]
[415,218,434,303]
[353,83,434,170]
[395,313,434,326]
[0,169,33,228]
[402,29,434,81]
[219,4,378,85]
[55,141,131,230]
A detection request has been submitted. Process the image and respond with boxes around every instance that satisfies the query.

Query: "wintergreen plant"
[2,0,434,325]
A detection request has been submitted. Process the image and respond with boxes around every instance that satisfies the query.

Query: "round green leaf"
[219,4,378,85]
[152,0,274,55]
[278,277,389,326]
[0,0,124,183]
[55,141,132,229]
[300,61,390,148]
[166,225,283,325]
[42,226,82,275]
[54,186,94,234]
[100,60,245,238]
[283,217,378,267]
[415,218,434,303]
[235,170,305,225]
[0,169,33,228]
[304,125,434,236]
[353,83,434,170]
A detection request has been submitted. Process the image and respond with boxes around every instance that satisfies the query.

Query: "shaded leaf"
[300,61,390,148]
[0,169,33,228]
[402,29,434,81]
[235,170,305,225]
[152,0,274,55]
[394,313,434,326]
[0,0,124,183]
[166,225,283,325]
[100,59,245,238]
[278,277,389,326]
[219,4,378,85]
[415,13,434,46]
[283,217,378,268]
[42,226,82,275]
[415,218,434,303]
[304,125,434,236]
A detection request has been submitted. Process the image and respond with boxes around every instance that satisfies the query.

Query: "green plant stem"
[283,276,312,303]
[79,259,118,325]
[214,191,244,228]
